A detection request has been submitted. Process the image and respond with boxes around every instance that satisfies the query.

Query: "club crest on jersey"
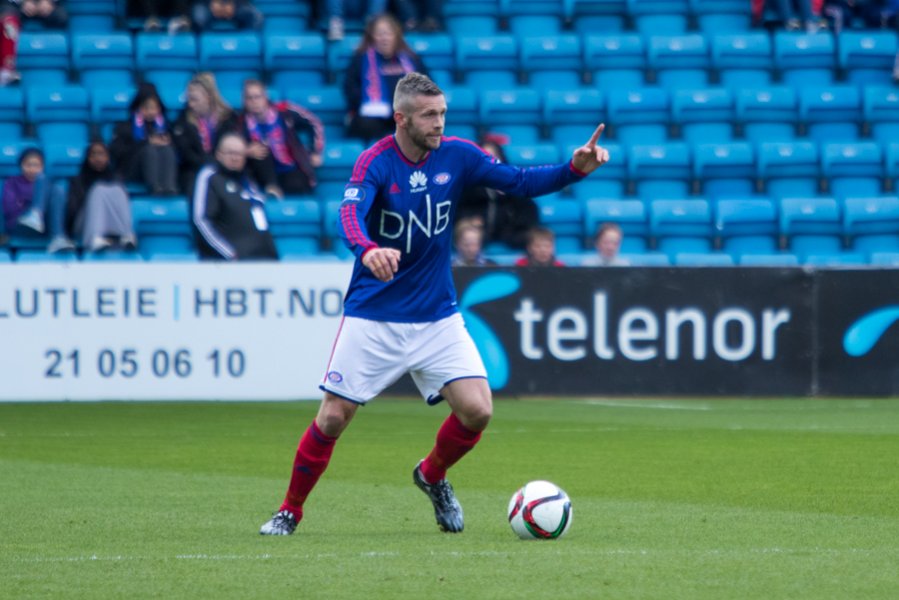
[409,170,428,193]
[434,172,451,185]
[342,186,363,203]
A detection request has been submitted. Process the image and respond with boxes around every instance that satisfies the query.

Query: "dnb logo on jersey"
[459,273,521,389]
[342,186,364,203]
[843,305,899,356]
[409,171,428,193]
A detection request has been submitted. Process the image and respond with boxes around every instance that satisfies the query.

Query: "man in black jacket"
[192,132,278,261]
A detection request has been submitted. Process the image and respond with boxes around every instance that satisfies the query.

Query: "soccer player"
[260,72,609,536]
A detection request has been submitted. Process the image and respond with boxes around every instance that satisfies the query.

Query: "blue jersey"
[337,135,586,322]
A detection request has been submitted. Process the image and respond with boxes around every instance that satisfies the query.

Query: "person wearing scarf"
[173,72,239,196]
[239,79,324,199]
[343,13,428,143]
[63,140,137,253]
[109,82,179,195]
[192,132,278,261]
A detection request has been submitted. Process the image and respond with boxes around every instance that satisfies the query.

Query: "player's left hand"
[571,123,609,175]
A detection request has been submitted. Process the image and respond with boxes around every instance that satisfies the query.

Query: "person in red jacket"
[514,226,565,267]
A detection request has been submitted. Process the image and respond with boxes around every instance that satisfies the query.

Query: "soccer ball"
[507,480,573,540]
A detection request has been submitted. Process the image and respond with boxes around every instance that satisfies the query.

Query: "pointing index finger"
[587,123,605,148]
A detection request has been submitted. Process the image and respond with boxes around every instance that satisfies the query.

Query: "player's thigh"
[442,377,493,432]
[321,316,409,404]
[408,313,488,405]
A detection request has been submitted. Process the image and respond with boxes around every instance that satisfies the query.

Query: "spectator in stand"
[343,13,427,143]
[191,0,263,32]
[192,132,279,261]
[452,219,496,267]
[753,0,827,31]
[582,222,629,267]
[126,0,191,33]
[323,0,386,41]
[172,72,239,195]
[62,140,137,253]
[0,147,71,250]
[394,0,442,32]
[238,79,325,198]
[110,83,179,196]
[515,226,565,267]
[457,134,539,251]
[822,0,884,32]
[0,0,68,86]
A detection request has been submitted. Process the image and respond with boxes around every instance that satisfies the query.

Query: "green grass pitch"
[2,398,899,599]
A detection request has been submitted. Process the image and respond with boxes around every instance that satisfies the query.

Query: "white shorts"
[320,312,487,405]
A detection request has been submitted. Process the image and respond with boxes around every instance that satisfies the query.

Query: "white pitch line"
[577,399,714,411]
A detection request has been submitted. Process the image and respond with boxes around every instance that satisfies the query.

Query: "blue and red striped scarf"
[132,112,166,141]
[245,107,293,169]
[362,47,416,108]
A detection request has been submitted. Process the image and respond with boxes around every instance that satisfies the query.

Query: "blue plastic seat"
[799,86,861,142]
[44,144,86,180]
[779,197,843,259]
[870,252,899,266]
[136,34,198,94]
[71,33,134,89]
[25,86,90,146]
[675,252,734,266]
[509,15,563,36]
[822,142,883,200]
[479,88,541,128]
[738,253,800,266]
[716,198,779,257]
[621,252,671,266]
[0,142,33,178]
[502,0,565,18]
[407,34,454,73]
[445,15,499,36]
[696,12,751,32]
[199,32,262,90]
[132,198,193,259]
[0,87,24,139]
[504,143,561,167]
[758,141,820,199]
[693,142,755,201]
[569,142,626,197]
[571,14,626,34]
[803,252,867,267]
[863,87,899,145]
[629,143,692,200]
[15,250,78,262]
[264,34,326,91]
[583,198,649,252]
[648,34,710,90]
[282,86,346,128]
[266,198,321,248]
[736,87,797,143]
[263,16,308,34]
[520,35,582,87]
[607,88,669,145]
[711,33,773,91]
[838,31,897,88]
[319,141,366,184]
[535,194,583,250]
[544,89,604,146]
[443,87,478,129]
[444,0,501,17]
[774,32,836,87]
[650,198,714,258]
[584,34,645,81]
[254,0,310,17]
[843,196,899,238]
[456,35,516,71]
[673,89,734,143]
[564,0,627,18]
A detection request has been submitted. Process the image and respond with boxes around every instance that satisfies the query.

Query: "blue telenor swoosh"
[459,273,521,389]
[843,306,899,357]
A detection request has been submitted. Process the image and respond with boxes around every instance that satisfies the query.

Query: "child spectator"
[110,83,179,196]
[343,13,427,143]
[172,72,239,195]
[239,79,324,198]
[1,147,71,250]
[582,222,629,267]
[191,0,263,32]
[515,226,565,267]
[452,220,495,267]
[63,140,136,253]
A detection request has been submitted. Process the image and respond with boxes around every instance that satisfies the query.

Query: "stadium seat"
[607,88,669,145]
[738,253,800,266]
[318,141,365,184]
[445,15,499,36]
[15,250,77,263]
[263,16,308,34]
[838,31,897,88]
[16,32,69,88]
[283,86,346,129]
[504,144,561,168]
[71,33,135,89]
[695,12,751,33]
[843,196,899,250]
[711,33,773,91]
[584,34,646,78]
[736,87,798,143]
[0,249,10,263]
[254,0,310,17]
[870,251,899,266]
[758,141,820,199]
[693,142,755,201]
[407,34,454,73]
[535,194,583,251]
[509,15,563,36]
[628,143,692,200]
[0,87,24,139]
[0,142,33,178]
[502,0,565,18]
[863,87,899,145]
[799,86,861,142]
[570,14,626,34]
[443,0,501,17]
[802,252,867,267]
[650,198,714,258]
[627,0,691,33]
[774,32,836,87]
[44,144,86,180]
[136,34,198,96]
[81,250,143,262]
[198,32,262,92]
[456,36,518,89]
[583,198,649,253]
[544,89,605,147]
[519,35,582,88]
[264,34,326,91]
[779,197,843,259]
[131,198,194,259]
[674,252,734,266]
[90,87,135,137]
[266,198,321,253]
[442,87,478,131]
[479,88,541,130]
[647,34,710,90]
[716,197,779,257]
[672,89,734,143]
[821,142,883,200]
[25,86,90,146]
[564,0,627,18]
[620,252,671,266]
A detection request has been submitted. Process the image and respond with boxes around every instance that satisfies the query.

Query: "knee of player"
[317,393,357,436]
[464,400,493,432]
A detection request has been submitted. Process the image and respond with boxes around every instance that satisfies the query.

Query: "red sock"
[420,413,482,484]
[279,420,338,520]
[1,15,20,70]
